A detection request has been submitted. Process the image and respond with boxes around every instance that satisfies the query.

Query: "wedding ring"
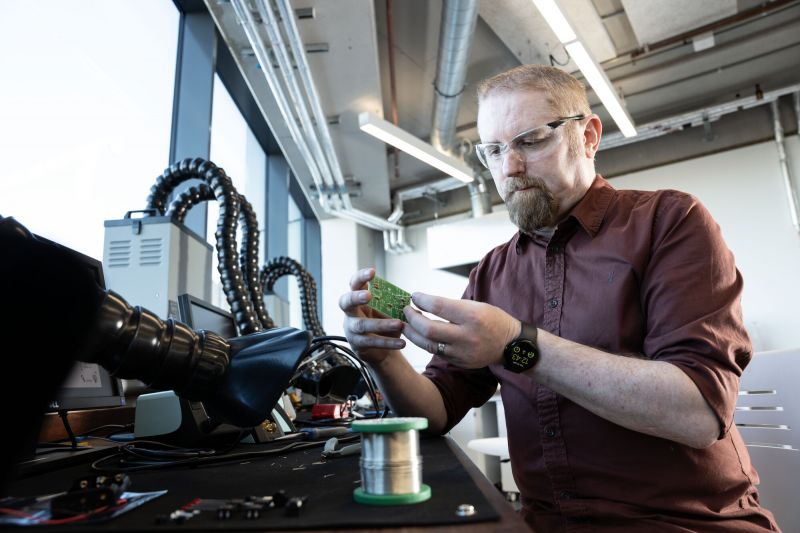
[436,342,446,357]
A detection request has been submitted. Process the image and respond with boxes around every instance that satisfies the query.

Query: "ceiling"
[206,0,800,227]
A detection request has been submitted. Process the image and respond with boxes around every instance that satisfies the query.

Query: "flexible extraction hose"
[152,160,358,400]
[261,256,323,337]
[166,183,274,330]
[147,158,262,334]
[237,194,273,329]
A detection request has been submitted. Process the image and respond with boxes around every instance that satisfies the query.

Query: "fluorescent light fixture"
[532,0,637,138]
[359,112,474,183]
[532,0,576,43]
[565,42,637,137]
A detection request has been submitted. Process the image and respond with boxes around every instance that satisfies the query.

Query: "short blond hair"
[477,64,591,117]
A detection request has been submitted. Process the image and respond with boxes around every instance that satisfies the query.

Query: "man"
[340,65,778,531]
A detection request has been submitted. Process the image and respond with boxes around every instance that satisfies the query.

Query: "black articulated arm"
[0,215,310,490]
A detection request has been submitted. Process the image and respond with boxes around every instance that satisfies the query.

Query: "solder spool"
[351,417,432,505]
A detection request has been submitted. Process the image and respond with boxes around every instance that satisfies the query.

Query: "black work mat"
[4,436,500,530]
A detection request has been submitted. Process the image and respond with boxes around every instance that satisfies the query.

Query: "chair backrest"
[735,348,800,531]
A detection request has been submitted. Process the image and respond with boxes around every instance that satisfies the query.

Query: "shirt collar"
[565,174,616,238]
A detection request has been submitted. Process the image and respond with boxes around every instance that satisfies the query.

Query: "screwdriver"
[275,426,350,442]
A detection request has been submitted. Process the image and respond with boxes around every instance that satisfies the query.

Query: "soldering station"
[0,157,501,531]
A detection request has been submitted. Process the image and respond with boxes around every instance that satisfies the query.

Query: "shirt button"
[515,244,522,255]
[551,244,560,252]
[548,298,559,308]
[543,425,557,438]
[559,490,572,500]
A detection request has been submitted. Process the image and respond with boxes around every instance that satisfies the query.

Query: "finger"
[402,320,455,359]
[349,332,406,351]
[403,305,461,345]
[349,267,376,291]
[346,315,404,337]
[339,289,372,313]
[410,292,472,324]
[401,320,436,355]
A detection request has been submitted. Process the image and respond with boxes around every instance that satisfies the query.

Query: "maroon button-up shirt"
[423,176,778,532]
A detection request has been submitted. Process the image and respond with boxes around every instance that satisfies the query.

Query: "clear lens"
[474,115,584,170]
[476,125,561,169]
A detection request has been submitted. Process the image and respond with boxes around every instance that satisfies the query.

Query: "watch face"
[505,339,538,372]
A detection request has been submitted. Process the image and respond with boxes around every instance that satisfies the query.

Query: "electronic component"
[311,403,349,420]
[367,276,411,322]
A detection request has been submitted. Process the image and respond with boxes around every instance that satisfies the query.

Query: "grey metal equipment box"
[103,213,213,321]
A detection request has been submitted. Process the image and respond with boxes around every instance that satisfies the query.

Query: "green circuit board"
[368,275,412,321]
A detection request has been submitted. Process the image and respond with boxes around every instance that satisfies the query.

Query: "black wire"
[549,46,570,66]
[57,410,78,449]
[306,340,382,416]
[76,424,132,438]
[89,435,359,473]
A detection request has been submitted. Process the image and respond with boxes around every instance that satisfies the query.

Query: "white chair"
[467,437,518,496]
[735,348,800,532]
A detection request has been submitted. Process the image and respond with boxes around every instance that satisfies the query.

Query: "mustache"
[503,176,548,195]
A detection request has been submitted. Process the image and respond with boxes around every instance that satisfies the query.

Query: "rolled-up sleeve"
[642,192,751,436]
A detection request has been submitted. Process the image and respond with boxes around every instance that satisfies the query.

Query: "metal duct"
[771,99,800,233]
[430,0,479,155]
[468,174,492,217]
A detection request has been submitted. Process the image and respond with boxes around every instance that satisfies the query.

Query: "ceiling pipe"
[386,0,401,181]
[231,0,336,212]
[273,0,350,208]
[629,0,798,59]
[231,0,399,232]
[430,0,479,155]
[255,0,342,209]
[771,98,800,233]
[601,83,800,150]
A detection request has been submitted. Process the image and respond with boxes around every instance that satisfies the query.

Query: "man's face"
[477,89,590,233]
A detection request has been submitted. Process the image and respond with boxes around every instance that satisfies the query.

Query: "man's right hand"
[339,267,406,367]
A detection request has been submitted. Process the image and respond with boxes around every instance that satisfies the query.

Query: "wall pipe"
[771,98,800,233]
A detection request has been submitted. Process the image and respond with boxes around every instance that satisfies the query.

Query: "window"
[0,0,179,259]
[287,195,304,329]
[208,74,267,309]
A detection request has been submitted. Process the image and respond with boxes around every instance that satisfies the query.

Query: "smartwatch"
[503,322,540,373]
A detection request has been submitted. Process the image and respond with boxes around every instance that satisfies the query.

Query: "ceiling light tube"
[531,0,576,43]
[564,42,637,137]
[531,0,636,138]
[359,111,474,183]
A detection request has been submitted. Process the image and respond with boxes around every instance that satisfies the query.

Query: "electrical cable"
[147,158,264,334]
[89,434,360,473]
[57,411,78,450]
[152,160,378,411]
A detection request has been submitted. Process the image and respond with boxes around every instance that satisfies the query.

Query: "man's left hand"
[403,293,521,369]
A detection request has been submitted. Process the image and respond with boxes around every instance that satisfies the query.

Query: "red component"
[311,403,348,419]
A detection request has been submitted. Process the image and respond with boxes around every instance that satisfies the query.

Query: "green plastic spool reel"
[351,417,432,505]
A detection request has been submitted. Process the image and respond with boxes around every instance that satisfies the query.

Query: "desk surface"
[6,435,528,532]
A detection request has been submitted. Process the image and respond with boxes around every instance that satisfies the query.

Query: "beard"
[502,176,560,235]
